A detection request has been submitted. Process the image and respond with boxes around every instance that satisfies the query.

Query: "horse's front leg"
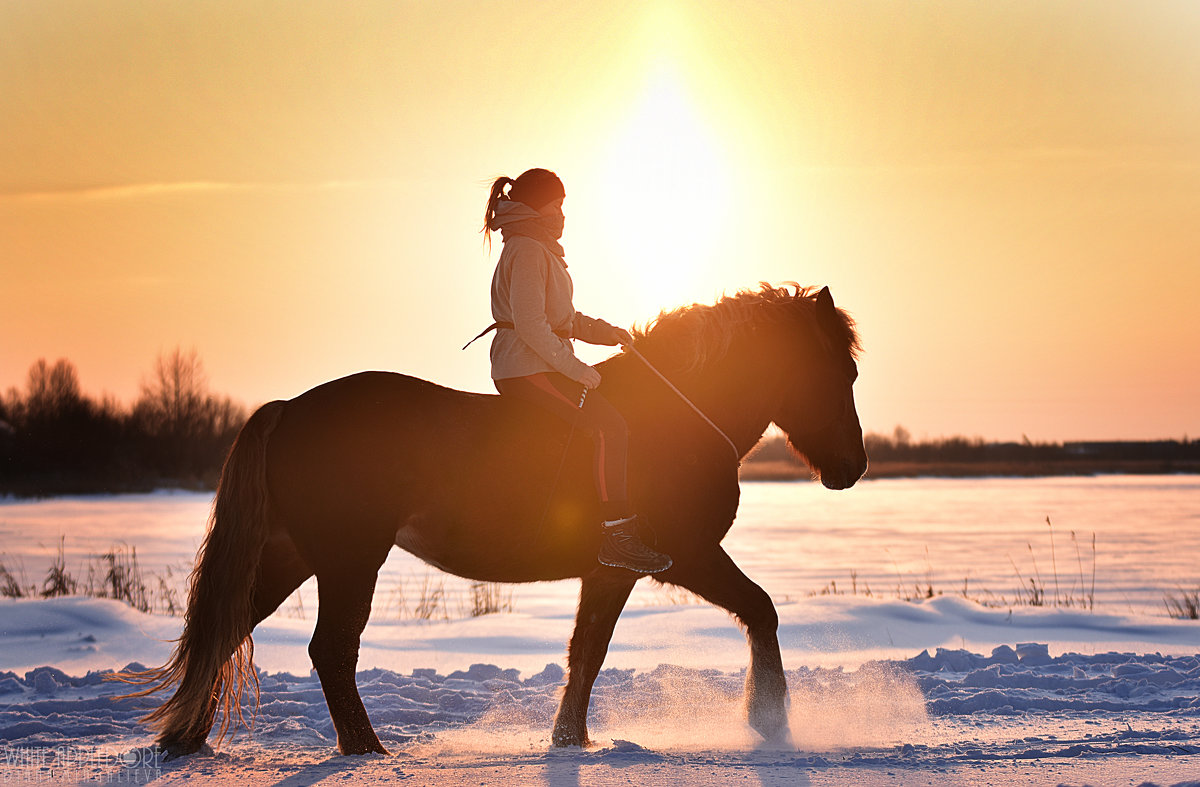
[552,570,637,747]
[668,546,789,742]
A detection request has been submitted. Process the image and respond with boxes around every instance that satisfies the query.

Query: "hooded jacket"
[488,201,619,382]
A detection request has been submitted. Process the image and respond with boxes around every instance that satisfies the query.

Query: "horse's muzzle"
[820,456,868,490]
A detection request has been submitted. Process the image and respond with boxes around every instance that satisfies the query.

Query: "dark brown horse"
[126,284,866,756]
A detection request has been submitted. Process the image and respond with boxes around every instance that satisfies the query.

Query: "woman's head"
[483,168,566,241]
[508,168,565,210]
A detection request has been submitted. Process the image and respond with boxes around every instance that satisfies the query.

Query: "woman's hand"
[580,367,602,390]
[612,326,634,346]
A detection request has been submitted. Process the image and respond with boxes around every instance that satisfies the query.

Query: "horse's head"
[771,287,868,490]
[627,284,867,488]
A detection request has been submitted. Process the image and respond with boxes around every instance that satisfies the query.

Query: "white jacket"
[488,205,618,382]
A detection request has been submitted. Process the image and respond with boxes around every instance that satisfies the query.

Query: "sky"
[2,0,1198,442]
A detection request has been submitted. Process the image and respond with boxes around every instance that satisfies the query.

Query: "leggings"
[495,372,630,519]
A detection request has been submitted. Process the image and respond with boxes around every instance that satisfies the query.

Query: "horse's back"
[265,372,476,510]
[259,370,595,579]
[292,370,481,409]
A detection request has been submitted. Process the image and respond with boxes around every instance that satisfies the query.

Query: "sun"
[582,64,739,321]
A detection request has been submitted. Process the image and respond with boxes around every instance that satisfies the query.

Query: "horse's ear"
[816,286,836,315]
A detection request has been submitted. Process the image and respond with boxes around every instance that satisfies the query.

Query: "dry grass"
[0,537,179,614]
[3,538,514,622]
[0,558,31,598]
[1165,590,1200,619]
[411,572,446,620]
[468,581,514,617]
[41,536,78,597]
[372,572,514,622]
[86,544,152,612]
[804,518,1098,612]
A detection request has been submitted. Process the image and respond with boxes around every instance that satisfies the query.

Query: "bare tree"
[24,358,84,422]
[136,348,209,438]
[132,348,246,484]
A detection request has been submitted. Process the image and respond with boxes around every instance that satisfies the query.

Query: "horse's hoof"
[337,738,390,756]
[155,739,209,761]
[551,727,588,748]
[748,705,790,743]
[749,721,790,744]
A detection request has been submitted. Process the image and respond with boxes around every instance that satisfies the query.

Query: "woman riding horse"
[121,257,867,757]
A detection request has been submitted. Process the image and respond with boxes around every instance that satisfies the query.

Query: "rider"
[480,168,672,574]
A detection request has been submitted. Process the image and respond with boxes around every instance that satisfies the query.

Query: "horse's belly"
[392,516,454,571]
[391,512,586,583]
[391,514,498,579]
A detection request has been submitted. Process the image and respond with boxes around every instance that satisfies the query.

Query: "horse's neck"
[657,339,779,459]
[701,370,777,459]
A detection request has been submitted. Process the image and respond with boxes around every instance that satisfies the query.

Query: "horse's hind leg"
[668,546,789,742]
[552,570,637,747]
[309,547,390,756]
[250,523,314,626]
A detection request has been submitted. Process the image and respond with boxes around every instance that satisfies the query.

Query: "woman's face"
[539,197,565,239]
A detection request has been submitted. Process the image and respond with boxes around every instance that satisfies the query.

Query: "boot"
[597,516,673,574]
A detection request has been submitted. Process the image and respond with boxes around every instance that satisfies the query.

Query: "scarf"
[489,200,566,260]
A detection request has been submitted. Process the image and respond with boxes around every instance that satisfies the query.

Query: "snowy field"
[2,477,1199,785]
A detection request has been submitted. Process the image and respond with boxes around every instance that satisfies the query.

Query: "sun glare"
[586,65,737,318]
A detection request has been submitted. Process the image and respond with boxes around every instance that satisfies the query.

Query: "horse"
[123,283,867,757]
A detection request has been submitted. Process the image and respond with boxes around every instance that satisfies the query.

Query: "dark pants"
[495,372,630,519]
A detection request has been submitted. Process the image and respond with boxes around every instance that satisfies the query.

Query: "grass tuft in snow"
[2,536,180,614]
[1006,518,1095,611]
[372,571,514,622]
[1164,589,1200,620]
[468,581,514,617]
[86,544,151,613]
[0,557,31,598]
[41,536,78,597]
[807,518,1098,613]
[411,572,446,620]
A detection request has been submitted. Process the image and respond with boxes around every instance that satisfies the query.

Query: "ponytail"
[482,176,515,250]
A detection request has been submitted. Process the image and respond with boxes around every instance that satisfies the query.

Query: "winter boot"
[597,516,673,574]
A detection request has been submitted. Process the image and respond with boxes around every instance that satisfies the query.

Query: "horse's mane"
[633,283,860,373]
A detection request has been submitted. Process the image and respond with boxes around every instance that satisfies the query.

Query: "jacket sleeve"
[508,243,592,382]
[572,312,620,346]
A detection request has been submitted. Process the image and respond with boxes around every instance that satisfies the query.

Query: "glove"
[580,367,602,390]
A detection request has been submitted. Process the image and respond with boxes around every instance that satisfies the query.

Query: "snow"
[2,480,1199,784]
[2,595,1199,785]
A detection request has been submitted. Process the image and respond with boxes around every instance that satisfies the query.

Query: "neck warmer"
[489,200,566,260]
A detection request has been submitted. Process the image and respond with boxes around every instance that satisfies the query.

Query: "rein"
[622,343,741,465]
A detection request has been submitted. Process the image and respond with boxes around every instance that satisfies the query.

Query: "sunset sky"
[3,1,1198,442]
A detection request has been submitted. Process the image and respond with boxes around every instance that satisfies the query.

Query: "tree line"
[5,353,1196,496]
[745,424,1199,478]
[859,425,1197,465]
[0,350,246,496]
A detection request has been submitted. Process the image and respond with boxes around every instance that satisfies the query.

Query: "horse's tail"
[114,400,287,749]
